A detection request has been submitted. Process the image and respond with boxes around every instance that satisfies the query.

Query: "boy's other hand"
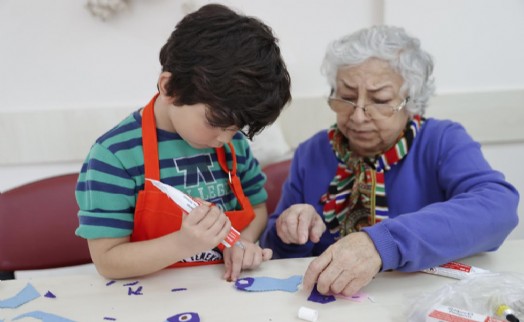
[222,240,272,282]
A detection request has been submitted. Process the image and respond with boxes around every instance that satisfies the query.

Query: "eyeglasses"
[327,96,409,119]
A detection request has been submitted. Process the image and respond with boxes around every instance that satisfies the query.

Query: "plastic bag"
[406,272,524,322]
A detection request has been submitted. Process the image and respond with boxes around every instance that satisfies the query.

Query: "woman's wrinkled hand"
[276,204,326,244]
[302,232,382,297]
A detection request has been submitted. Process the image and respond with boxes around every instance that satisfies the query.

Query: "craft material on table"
[298,306,319,322]
[12,310,76,322]
[307,284,336,304]
[165,312,200,322]
[0,283,40,308]
[234,275,303,292]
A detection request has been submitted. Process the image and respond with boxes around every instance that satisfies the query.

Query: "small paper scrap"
[0,283,40,308]
[234,275,303,292]
[165,312,200,322]
[337,291,369,302]
[13,310,76,322]
[44,291,57,299]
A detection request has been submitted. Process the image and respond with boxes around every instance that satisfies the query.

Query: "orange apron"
[131,94,255,268]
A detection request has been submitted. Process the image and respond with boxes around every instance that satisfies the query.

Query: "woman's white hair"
[321,25,435,116]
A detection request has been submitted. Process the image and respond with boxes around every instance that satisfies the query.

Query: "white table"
[1,240,523,322]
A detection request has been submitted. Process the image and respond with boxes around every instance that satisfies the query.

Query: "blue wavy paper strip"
[234,275,303,292]
[13,310,76,322]
[0,283,40,308]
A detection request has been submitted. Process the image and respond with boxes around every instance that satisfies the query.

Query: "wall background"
[1,0,523,238]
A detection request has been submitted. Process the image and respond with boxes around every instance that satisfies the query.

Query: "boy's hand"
[177,204,231,255]
[222,240,272,282]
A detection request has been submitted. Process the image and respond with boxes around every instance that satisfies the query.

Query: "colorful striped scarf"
[320,116,424,237]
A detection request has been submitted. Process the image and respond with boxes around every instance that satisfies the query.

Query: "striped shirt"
[75,110,267,239]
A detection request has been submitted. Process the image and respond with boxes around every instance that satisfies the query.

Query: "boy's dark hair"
[159,4,291,139]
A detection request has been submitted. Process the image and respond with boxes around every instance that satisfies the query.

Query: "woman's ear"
[157,71,172,97]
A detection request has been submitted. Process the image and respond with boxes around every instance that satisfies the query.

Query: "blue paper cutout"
[0,283,40,308]
[13,310,76,322]
[234,275,303,292]
[166,312,200,322]
[307,284,336,304]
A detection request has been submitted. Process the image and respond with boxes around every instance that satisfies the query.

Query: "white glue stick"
[298,306,318,322]
[147,179,244,249]
[421,261,490,280]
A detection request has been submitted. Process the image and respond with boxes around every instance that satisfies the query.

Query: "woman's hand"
[302,232,382,296]
[276,204,326,244]
[176,204,231,255]
[222,240,272,282]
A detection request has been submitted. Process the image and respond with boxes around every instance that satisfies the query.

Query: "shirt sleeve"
[363,121,519,272]
[75,143,136,239]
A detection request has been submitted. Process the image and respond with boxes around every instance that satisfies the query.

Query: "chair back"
[0,173,92,279]
[262,159,292,215]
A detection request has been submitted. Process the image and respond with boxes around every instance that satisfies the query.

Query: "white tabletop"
[1,239,523,322]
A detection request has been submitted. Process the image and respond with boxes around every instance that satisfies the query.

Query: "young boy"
[75,4,291,280]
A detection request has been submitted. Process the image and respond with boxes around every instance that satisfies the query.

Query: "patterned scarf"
[320,116,424,237]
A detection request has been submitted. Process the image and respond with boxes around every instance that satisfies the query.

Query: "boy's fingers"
[262,248,273,261]
[229,248,244,281]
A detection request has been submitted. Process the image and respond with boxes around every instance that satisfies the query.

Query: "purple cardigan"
[260,118,519,272]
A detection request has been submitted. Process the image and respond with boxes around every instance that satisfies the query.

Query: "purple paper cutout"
[171,288,187,292]
[307,284,336,304]
[166,312,200,322]
[128,286,143,295]
[234,277,255,291]
[13,310,76,322]
[123,281,139,286]
[0,283,40,308]
[44,291,56,298]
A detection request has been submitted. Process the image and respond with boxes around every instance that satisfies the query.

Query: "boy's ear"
[157,72,173,97]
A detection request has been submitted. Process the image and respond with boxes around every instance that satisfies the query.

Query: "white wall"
[1,0,523,239]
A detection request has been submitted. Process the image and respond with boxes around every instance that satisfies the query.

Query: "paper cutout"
[307,284,336,304]
[44,291,57,299]
[13,310,76,322]
[166,312,200,322]
[337,291,369,302]
[123,281,139,286]
[234,275,303,292]
[0,283,40,308]
[103,317,116,321]
[128,286,143,295]
[171,288,187,292]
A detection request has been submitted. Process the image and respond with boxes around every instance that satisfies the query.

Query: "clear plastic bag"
[406,272,524,322]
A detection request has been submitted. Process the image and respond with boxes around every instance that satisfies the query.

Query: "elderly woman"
[259,25,519,296]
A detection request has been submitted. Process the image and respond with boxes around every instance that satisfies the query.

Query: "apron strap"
[142,94,251,212]
[142,93,161,189]
[215,143,252,213]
